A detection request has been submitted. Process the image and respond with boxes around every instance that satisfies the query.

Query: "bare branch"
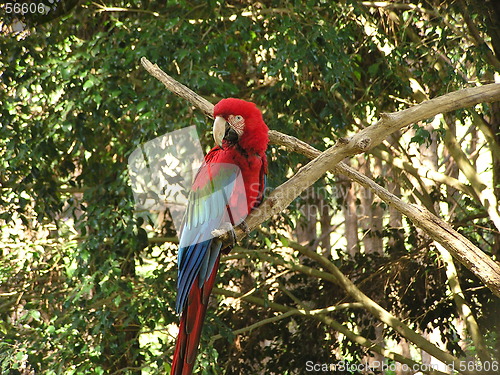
[337,162,500,298]
[91,2,160,16]
[140,57,213,118]
[139,57,500,299]
[212,287,450,375]
[272,239,465,371]
[209,303,363,344]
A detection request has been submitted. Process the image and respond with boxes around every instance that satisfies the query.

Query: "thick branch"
[248,82,500,238]
[140,57,500,298]
[140,57,213,118]
[337,162,500,298]
[273,132,500,298]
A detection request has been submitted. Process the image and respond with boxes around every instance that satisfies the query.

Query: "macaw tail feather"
[171,256,220,375]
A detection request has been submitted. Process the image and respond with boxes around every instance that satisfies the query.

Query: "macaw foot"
[211,222,234,238]
[211,222,237,250]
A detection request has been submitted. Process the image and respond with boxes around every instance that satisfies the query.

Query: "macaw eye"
[228,114,245,134]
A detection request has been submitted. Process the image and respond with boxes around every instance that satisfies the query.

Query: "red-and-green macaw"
[171,98,269,375]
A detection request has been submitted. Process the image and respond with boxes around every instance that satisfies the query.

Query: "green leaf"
[83,78,94,90]
[29,310,41,322]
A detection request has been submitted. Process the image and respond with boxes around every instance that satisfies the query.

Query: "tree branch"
[254,239,466,371]
[209,302,363,344]
[212,287,450,375]
[140,56,500,298]
[442,118,500,231]
[435,244,492,362]
[140,57,213,118]
[370,147,479,201]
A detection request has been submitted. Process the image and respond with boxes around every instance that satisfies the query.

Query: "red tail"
[171,256,220,375]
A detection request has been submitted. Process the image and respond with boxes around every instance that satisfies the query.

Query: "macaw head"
[213,98,269,154]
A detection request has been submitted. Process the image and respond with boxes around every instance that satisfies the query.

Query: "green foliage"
[1,0,499,373]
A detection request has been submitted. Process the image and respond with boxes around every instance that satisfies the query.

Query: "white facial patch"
[227,114,245,136]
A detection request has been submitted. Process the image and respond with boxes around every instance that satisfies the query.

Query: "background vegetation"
[1,0,499,374]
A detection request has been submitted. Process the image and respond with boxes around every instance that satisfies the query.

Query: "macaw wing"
[175,159,244,314]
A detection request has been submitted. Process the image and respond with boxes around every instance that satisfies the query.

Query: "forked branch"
[140,56,500,299]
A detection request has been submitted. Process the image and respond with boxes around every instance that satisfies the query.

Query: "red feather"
[171,98,268,374]
[171,257,220,375]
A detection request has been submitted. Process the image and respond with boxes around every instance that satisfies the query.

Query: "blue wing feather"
[176,241,208,313]
[175,158,241,314]
[198,239,223,288]
[176,149,267,314]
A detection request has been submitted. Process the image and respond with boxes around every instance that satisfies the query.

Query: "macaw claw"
[211,222,237,249]
[211,221,234,238]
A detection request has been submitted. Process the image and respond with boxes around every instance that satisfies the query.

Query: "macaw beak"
[213,116,227,147]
